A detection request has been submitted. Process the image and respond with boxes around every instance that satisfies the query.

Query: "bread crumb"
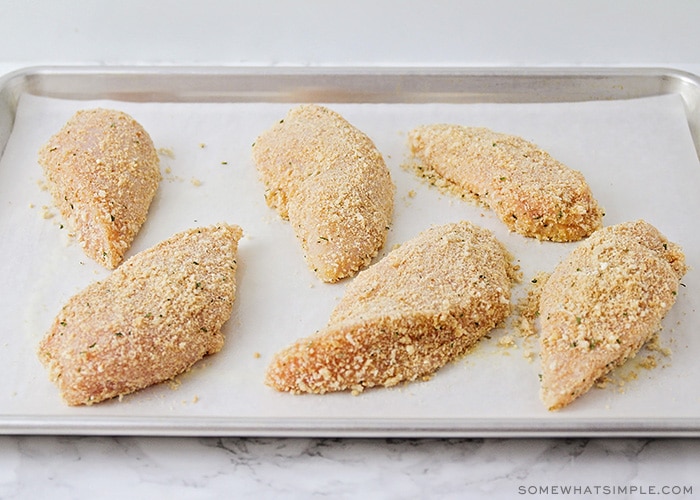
[515,272,549,337]
[645,331,673,357]
[158,147,176,158]
[638,354,657,370]
[191,178,202,187]
[522,347,536,363]
[497,335,516,348]
[41,206,54,219]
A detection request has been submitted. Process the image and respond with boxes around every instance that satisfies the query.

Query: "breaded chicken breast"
[38,108,161,269]
[265,221,517,394]
[408,125,603,242]
[252,104,395,282]
[539,220,686,410]
[38,224,243,406]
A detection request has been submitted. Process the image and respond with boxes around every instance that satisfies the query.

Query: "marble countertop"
[2,2,700,498]
[1,436,698,498]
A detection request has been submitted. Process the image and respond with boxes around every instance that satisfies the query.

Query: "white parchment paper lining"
[1,93,698,431]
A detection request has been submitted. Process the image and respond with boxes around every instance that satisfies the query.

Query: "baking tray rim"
[2,64,700,161]
[1,65,699,438]
[3,64,700,100]
[2,415,700,438]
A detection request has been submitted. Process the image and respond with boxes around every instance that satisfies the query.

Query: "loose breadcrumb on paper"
[638,354,658,370]
[497,334,516,348]
[645,331,673,358]
[522,345,536,363]
[514,272,550,337]
[41,206,54,219]
[158,147,176,158]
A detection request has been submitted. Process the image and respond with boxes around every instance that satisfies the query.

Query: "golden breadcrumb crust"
[38,224,242,406]
[38,108,161,269]
[265,221,517,394]
[252,104,395,282]
[539,220,687,410]
[408,125,603,242]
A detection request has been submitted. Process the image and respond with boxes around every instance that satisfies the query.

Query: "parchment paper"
[1,93,698,432]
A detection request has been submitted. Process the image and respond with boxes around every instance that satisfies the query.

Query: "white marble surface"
[2,1,700,498]
[0,437,698,498]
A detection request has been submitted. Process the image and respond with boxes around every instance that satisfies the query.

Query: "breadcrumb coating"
[38,224,243,406]
[539,220,687,410]
[265,221,517,394]
[252,104,395,282]
[38,108,161,268]
[408,125,603,242]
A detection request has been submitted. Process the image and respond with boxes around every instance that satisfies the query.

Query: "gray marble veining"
[1,437,698,499]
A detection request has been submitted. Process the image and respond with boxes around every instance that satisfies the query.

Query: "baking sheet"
[1,68,700,437]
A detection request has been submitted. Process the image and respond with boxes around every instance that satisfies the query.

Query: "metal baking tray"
[1,66,699,437]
